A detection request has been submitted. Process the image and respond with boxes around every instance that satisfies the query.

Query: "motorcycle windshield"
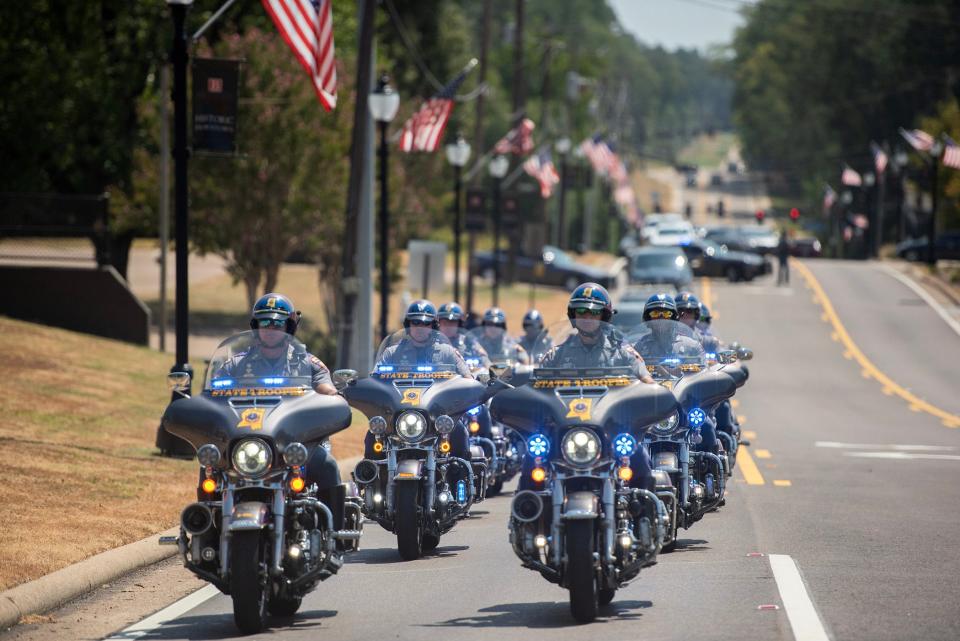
[467,326,529,366]
[204,330,314,391]
[530,320,640,379]
[627,319,707,378]
[373,328,461,374]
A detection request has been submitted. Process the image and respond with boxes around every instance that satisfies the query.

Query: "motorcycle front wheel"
[229,530,269,634]
[395,482,424,560]
[566,520,598,623]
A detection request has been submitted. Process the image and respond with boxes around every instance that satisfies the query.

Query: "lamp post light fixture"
[555,137,572,249]
[488,155,510,306]
[369,74,400,341]
[445,134,472,302]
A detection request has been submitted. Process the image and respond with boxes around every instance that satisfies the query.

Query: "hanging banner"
[192,58,240,154]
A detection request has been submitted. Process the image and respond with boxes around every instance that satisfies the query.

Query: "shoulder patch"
[309,355,328,370]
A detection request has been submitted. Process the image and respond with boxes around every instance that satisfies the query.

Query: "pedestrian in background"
[777,230,791,286]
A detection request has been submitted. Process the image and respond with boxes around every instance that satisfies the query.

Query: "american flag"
[580,136,615,175]
[494,118,536,155]
[523,151,560,198]
[398,66,472,153]
[899,127,934,152]
[823,184,837,212]
[841,165,862,187]
[262,0,337,111]
[942,134,960,170]
[870,142,888,174]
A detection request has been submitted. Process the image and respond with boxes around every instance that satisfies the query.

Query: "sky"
[608,0,746,52]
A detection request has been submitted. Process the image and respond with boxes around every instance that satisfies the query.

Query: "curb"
[0,455,366,631]
[0,525,180,630]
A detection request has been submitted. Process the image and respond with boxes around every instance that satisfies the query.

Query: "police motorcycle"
[467,324,531,495]
[159,331,363,634]
[629,319,738,552]
[342,329,488,560]
[490,320,677,623]
[703,339,753,469]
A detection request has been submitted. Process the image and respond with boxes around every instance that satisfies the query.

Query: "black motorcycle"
[159,330,363,634]
[490,321,677,622]
[342,329,488,560]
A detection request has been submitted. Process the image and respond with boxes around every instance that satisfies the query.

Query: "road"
[5,259,960,641]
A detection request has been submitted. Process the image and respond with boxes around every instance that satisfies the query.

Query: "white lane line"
[815,441,955,451]
[878,264,960,339]
[768,554,830,641]
[104,584,220,639]
[843,451,960,461]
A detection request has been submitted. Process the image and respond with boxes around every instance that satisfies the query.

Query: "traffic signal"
[755,209,765,224]
[789,207,800,221]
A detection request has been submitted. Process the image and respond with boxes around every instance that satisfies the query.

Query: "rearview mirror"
[717,350,738,364]
[333,369,358,390]
[167,372,191,394]
[736,347,753,361]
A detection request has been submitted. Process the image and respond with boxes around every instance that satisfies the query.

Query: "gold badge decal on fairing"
[401,389,423,406]
[566,398,593,421]
[237,408,265,430]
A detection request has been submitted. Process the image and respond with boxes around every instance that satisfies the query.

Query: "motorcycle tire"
[395,482,423,560]
[229,530,269,634]
[566,520,598,623]
[268,595,302,617]
[423,532,441,552]
[598,587,616,606]
[488,477,504,497]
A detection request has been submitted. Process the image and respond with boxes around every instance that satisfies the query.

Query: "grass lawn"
[677,132,738,169]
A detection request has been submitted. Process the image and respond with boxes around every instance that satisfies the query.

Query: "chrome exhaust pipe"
[353,459,380,485]
[181,503,213,536]
[511,490,544,523]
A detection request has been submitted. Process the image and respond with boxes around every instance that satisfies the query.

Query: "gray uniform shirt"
[378,339,473,378]
[219,344,333,388]
[633,331,704,361]
[539,331,646,378]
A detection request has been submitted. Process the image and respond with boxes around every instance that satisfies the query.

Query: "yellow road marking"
[743,430,757,439]
[732,399,740,409]
[754,449,771,459]
[793,259,960,430]
[700,277,714,313]
[737,447,766,485]
[773,480,792,487]
[738,415,748,424]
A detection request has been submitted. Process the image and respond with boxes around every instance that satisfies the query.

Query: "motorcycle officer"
[518,309,553,358]
[477,307,529,365]
[365,300,473,460]
[217,293,346,534]
[437,301,490,368]
[524,283,657,491]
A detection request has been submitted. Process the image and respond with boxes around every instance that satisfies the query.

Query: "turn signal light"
[201,478,217,494]
[439,439,451,453]
[531,467,547,483]
[469,421,480,434]
[618,466,634,482]
[289,476,306,493]
[373,440,384,453]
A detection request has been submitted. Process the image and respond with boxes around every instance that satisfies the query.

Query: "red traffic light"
[789,207,800,221]
[755,209,765,222]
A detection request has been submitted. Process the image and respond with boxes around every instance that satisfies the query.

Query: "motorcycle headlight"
[283,442,309,467]
[197,444,221,467]
[369,415,388,435]
[435,414,455,435]
[561,429,601,467]
[232,438,272,477]
[651,412,681,436]
[396,411,427,442]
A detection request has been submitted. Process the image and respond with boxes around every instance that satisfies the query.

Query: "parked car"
[895,233,960,262]
[677,238,770,282]
[790,237,823,258]
[471,244,620,290]
[703,225,780,255]
[619,284,678,304]
[640,212,683,241]
[611,301,650,332]
[627,246,693,289]
[648,221,695,247]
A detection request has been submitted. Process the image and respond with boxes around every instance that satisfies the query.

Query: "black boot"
[317,485,347,551]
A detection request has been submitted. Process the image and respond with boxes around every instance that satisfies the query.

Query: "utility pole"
[337,0,376,370]
[158,64,170,353]
[473,0,492,163]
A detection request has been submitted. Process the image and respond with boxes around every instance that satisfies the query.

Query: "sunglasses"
[409,319,433,327]
[646,309,675,320]
[257,318,286,328]
[573,307,603,317]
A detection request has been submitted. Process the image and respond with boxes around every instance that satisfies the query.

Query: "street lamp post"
[445,134,472,302]
[893,149,909,242]
[369,75,400,342]
[927,141,942,266]
[168,0,193,386]
[555,137,571,249]
[488,155,509,307]
[863,171,876,258]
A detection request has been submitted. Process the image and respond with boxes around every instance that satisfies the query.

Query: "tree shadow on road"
[420,599,652,629]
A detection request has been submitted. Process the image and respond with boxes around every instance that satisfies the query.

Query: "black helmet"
[522,309,545,332]
[250,293,300,335]
[482,307,507,329]
[675,292,702,320]
[698,301,713,325]
[567,282,614,322]
[642,293,677,321]
[404,299,439,329]
[437,302,465,325]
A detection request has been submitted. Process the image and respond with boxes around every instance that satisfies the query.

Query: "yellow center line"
[754,449,771,459]
[773,479,792,487]
[700,277,714,314]
[736,446,766,485]
[793,259,960,430]
[743,430,757,440]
